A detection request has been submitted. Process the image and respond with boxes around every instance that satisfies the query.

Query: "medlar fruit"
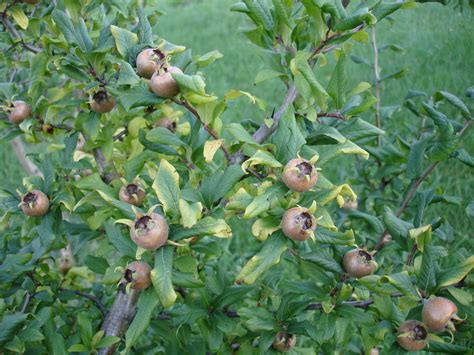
[58,247,74,274]
[136,48,164,79]
[130,213,169,250]
[282,158,318,192]
[149,66,183,98]
[155,117,177,132]
[90,90,115,113]
[124,261,152,290]
[21,190,49,217]
[342,199,358,210]
[119,183,146,206]
[343,249,377,278]
[396,320,428,352]
[8,100,31,124]
[281,207,316,241]
[272,332,296,352]
[422,297,459,333]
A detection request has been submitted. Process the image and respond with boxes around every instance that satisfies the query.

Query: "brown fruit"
[58,247,74,274]
[396,320,428,352]
[136,48,163,79]
[369,348,379,355]
[119,183,146,206]
[422,297,458,333]
[149,66,183,98]
[156,117,177,132]
[282,158,318,192]
[21,190,49,217]
[343,249,377,278]
[272,332,296,352]
[130,213,169,250]
[8,100,31,124]
[90,90,115,113]
[281,207,316,241]
[124,261,152,290]
[342,199,358,210]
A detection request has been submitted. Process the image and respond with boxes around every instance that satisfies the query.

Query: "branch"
[317,112,347,120]
[10,137,44,178]
[252,84,298,144]
[370,27,382,146]
[59,288,108,317]
[92,148,119,184]
[1,13,42,54]
[98,287,140,355]
[174,99,233,163]
[306,292,405,310]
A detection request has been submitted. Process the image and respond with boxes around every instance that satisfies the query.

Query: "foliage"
[0,0,472,354]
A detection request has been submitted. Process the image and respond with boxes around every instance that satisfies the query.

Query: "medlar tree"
[0,0,472,354]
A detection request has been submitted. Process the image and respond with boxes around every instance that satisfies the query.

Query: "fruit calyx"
[90,89,115,113]
[396,320,428,352]
[119,183,145,206]
[282,158,318,192]
[281,207,317,241]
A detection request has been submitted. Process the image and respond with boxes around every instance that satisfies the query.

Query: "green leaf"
[104,219,137,258]
[0,313,28,346]
[327,52,347,109]
[226,123,258,145]
[178,199,202,228]
[383,212,413,240]
[76,18,93,52]
[452,148,474,168]
[372,2,403,21]
[195,50,223,68]
[137,7,153,45]
[428,341,472,353]
[9,7,28,29]
[172,270,204,288]
[300,251,343,273]
[241,150,283,171]
[436,255,474,290]
[200,165,245,206]
[171,217,232,240]
[77,313,92,347]
[213,285,255,308]
[236,233,287,285]
[117,61,140,85]
[123,152,147,182]
[380,272,419,300]
[147,127,186,147]
[110,25,139,57]
[344,95,378,116]
[68,344,89,352]
[96,336,120,349]
[172,73,206,95]
[306,126,346,145]
[243,0,274,31]
[272,115,306,163]
[152,159,180,218]
[434,91,471,119]
[52,10,77,45]
[406,140,427,179]
[316,228,355,245]
[84,255,109,275]
[110,83,164,111]
[125,288,159,350]
[333,7,376,31]
[151,246,177,308]
[254,69,285,85]
[422,103,453,137]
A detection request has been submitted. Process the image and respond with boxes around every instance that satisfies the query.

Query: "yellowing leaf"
[110,25,138,57]
[251,217,281,241]
[152,160,180,218]
[10,7,28,29]
[203,139,223,163]
[409,225,432,252]
[151,247,177,308]
[241,150,282,172]
[178,199,202,228]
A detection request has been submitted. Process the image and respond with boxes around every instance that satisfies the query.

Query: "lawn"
[1,0,472,231]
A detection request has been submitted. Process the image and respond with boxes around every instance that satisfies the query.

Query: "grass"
[1,1,472,231]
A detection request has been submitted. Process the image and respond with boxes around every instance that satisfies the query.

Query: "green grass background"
[1,0,472,232]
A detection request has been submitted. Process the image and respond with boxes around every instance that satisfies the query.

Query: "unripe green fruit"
[343,249,377,278]
[9,100,31,124]
[282,158,318,192]
[272,332,296,352]
[90,91,115,113]
[422,297,458,333]
[136,48,163,79]
[130,213,169,250]
[281,207,316,241]
[119,184,146,206]
[21,190,49,217]
[125,261,152,290]
[149,66,183,98]
[396,320,428,352]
